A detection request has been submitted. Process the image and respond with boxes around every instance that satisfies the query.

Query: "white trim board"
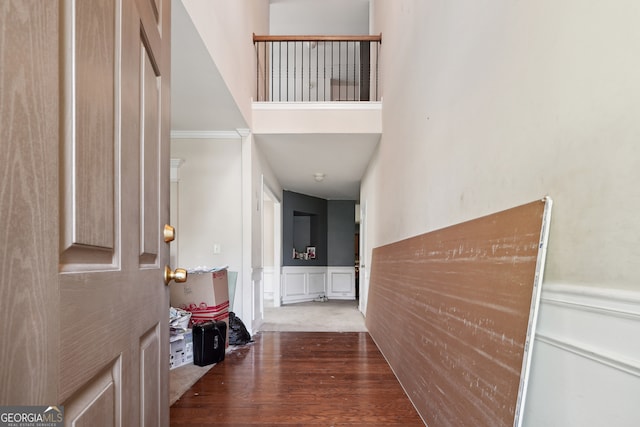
[523,283,640,427]
[252,101,382,111]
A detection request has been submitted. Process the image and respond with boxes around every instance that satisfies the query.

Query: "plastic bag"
[228,311,253,345]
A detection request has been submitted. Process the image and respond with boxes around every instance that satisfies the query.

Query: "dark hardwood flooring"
[170,332,424,426]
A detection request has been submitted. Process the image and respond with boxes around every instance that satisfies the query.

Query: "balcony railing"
[253,34,382,102]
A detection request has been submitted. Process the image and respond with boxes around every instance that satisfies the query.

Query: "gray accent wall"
[328,200,356,266]
[283,191,327,266]
[283,191,356,267]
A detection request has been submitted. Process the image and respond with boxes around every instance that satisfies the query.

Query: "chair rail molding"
[523,283,640,427]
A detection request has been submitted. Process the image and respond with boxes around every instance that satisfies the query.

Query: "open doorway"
[262,180,282,311]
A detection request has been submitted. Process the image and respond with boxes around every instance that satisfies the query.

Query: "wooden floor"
[170,332,424,426]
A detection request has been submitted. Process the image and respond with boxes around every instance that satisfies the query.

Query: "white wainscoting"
[326,267,356,299]
[281,267,356,304]
[523,284,640,427]
[281,267,327,304]
[263,266,275,301]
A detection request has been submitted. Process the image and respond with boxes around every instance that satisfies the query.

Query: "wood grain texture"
[67,0,116,250]
[366,200,548,427]
[170,332,424,426]
[140,42,160,265]
[0,0,60,404]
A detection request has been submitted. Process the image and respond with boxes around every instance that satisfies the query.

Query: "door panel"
[63,357,121,426]
[140,40,161,265]
[59,0,170,425]
[70,0,116,252]
[140,325,161,427]
[61,0,117,266]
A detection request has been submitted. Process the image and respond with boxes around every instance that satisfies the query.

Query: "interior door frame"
[358,200,368,315]
[262,177,282,308]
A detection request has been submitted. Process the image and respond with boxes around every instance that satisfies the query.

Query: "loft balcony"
[252,34,382,136]
[253,34,382,102]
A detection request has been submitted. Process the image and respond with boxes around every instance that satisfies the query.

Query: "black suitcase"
[193,321,226,366]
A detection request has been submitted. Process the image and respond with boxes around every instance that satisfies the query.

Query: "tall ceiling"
[170,0,376,200]
[171,0,246,132]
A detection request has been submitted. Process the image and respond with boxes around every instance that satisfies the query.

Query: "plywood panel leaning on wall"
[366,198,552,427]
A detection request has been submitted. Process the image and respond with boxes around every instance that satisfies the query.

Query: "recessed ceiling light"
[314,173,325,182]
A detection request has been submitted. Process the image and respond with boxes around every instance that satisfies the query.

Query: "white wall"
[174,0,271,330]
[170,138,243,304]
[367,0,640,292]
[270,0,369,35]
[182,0,269,124]
[365,0,640,424]
[170,136,281,328]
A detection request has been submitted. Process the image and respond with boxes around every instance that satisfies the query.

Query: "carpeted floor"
[260,299,367,332]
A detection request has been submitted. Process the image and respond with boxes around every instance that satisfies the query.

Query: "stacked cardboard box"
[169,329,193,370]
[170,267,230,346]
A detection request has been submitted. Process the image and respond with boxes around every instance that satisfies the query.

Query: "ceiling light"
[314,173,325,182]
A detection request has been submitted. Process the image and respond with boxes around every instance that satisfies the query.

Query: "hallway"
[170,332,424,426]
[261,300,368,332]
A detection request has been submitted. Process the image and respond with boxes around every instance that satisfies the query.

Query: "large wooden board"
[366,198,551,427]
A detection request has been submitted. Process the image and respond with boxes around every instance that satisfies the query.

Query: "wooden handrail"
[253,33,382,44]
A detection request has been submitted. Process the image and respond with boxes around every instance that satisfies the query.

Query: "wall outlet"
[213,244,221,254]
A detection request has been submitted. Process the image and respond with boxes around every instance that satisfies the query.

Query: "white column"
[238,128,254,333]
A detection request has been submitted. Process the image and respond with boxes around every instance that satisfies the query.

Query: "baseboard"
[523,283,640,426]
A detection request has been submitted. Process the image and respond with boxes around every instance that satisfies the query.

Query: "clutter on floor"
[169,307,193,370]
[229,311,253,345]
[169,267,251,371]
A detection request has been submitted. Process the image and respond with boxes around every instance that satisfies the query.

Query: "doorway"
[358,201,368,315]
[262,180,282,311]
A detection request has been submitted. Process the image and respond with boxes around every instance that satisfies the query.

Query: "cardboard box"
[169,329,193,370]
[170,268,229,320]
[170,268,230,346]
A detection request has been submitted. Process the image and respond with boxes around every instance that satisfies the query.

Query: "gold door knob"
[163,224,176,243]
[164,265,187,286]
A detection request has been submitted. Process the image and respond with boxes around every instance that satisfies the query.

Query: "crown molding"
[236,128,251,137]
